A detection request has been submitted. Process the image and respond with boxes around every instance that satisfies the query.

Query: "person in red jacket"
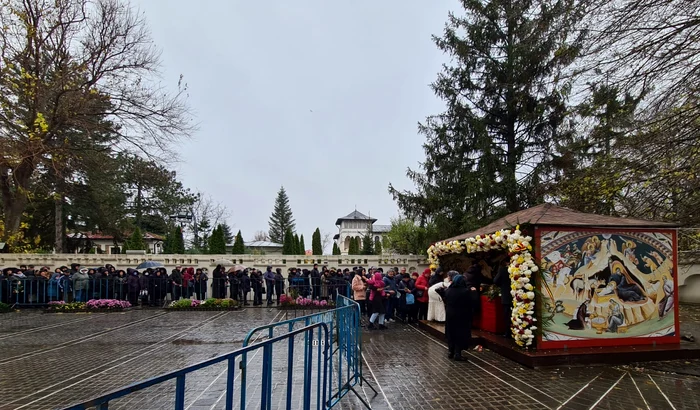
[414,268,432,320]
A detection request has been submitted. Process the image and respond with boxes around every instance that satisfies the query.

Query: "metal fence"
[61,323,330,410]
[241,295,375,410]
[59,295,374,410]
[0,277,352,308]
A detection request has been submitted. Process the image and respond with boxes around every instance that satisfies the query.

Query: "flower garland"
[427,227,538,347]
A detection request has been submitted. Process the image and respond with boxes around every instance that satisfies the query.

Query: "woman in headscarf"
[443,274,476,361]
[367,271,387,330]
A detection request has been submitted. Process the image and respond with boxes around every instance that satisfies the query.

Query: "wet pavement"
[0,307,700,409]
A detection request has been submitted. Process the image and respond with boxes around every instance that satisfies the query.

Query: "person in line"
[351,270,367,315]
[263,266,275,305]
[367,271,387,330]
[443,274,476,361]
[274,268,285,304]
[414,268,431,321]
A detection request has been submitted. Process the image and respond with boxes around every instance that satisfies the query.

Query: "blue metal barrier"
[61,323,330,410]
[241,295,376,409]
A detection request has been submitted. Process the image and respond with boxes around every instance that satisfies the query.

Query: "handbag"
[414,289,424,298]
[405,293,415,305]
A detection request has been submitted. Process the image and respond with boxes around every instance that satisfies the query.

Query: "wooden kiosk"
[419,203,698,367]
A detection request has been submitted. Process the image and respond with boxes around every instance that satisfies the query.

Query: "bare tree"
[253,230,270,242]
[0,0,193,242]
[321,231,333,255]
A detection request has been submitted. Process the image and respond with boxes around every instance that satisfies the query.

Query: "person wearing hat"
[72,268,90,302]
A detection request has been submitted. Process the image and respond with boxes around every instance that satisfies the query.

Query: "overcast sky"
[134,0,456,247]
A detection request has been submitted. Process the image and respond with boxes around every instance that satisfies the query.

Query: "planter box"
[43,308,129,313]
[473,295,506,334]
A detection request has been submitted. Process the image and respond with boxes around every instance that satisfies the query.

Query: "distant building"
[67,232,165,254]
[225,240,284,255]
[333,210,390,254]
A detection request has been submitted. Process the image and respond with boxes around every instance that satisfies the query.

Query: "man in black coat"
[171,266,183,301]
[443,274,476,362]
[310,264,321,299]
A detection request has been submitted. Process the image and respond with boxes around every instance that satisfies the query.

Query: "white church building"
[333,210,390,254]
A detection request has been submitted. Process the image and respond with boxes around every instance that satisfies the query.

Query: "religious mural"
[539,230,676,342]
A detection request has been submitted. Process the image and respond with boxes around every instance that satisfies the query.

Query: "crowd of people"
[1,261,494,361]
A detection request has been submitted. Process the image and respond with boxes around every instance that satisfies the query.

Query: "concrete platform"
[418,320,700,368]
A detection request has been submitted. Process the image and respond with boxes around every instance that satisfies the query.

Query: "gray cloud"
[134,0,454,242]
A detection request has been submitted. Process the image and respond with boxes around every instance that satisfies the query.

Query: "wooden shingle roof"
[443,203,679,242]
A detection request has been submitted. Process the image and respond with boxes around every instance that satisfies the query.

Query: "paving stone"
[1,309,700,409]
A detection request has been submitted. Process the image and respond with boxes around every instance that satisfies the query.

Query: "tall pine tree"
[388,0,585,237]
[282,227,295,254]
[311,228,322,255]
[332,242,341,255]
[299,234,306,254]
[124,227,146,251]
[294,233,301,255]
[231,230,245,254]
[208,225,226,254]
[361,233,374,255]
[374,237,383,255]
[268,187,296,243]
[221,223,234,245]
[173,226,186,254]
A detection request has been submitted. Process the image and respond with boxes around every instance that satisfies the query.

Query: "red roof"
[442,203,679,242]
[68,232,165,241]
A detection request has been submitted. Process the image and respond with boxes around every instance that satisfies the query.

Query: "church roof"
[372,224,391,233]
[335,210,377,226]
[442,203,679,242]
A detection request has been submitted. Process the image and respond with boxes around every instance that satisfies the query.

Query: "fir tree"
[173,226,186,254]
[348,237,358,255]
[312,228,322,255]
[231,230,245,254]
[294,233,301,255]
[332,242,341,255]
[208,225,226,254]
[283,227,295,254]
[162,228,174,254]
[221,223,234,245]
[268,186,296,243]
[299,234,306,255]
[124,227,146,251]
[361,233,374,255]
[388,0,585,237]
[374,237,383,255]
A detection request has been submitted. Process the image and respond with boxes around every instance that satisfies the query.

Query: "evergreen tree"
[361,233,374,255]
[332,242,341,255]
[374,237,383,255]
[283,227,295,254]
[221,223,234,245]
[299,234,306,255]
[312,228,322,255]
[388,0,585,237]
[231,230,245,254]
[173,226,186,254]
[268,187,296,243]
[294,233,301,255]
[348,237,358,255]
[208,225,227,254]
[162,228,174,254]
[124,227,146,251]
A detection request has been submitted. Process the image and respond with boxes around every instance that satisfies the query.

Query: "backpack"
[405,293,415,305]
